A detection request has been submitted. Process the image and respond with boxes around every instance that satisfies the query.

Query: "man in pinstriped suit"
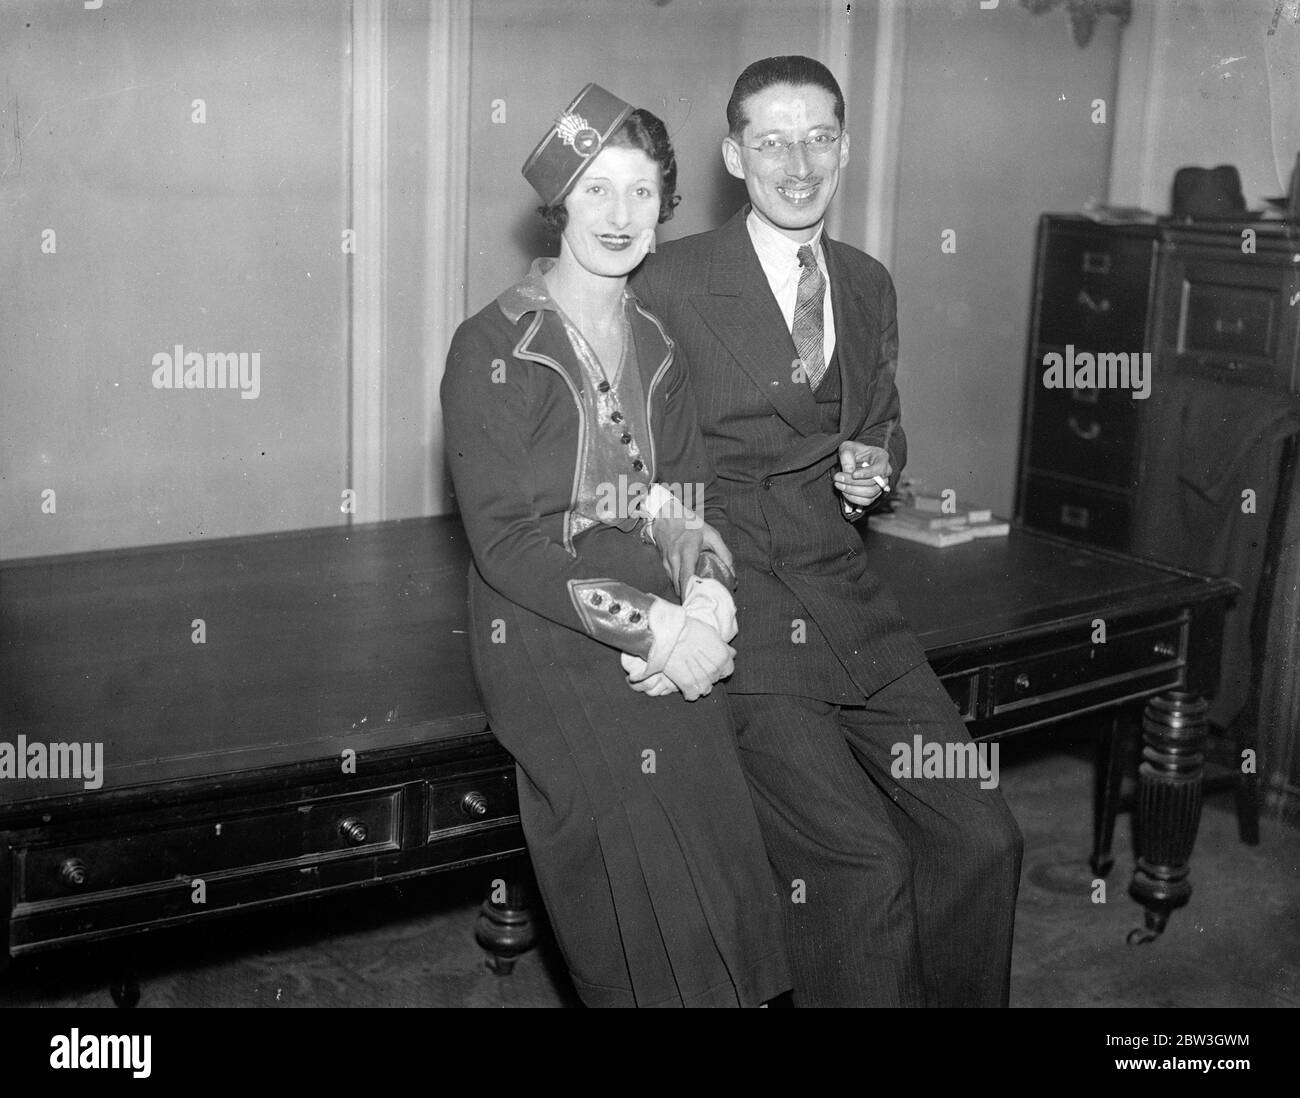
[631,56,1023,1007]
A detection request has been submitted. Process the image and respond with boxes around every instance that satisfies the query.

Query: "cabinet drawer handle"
[461,791,490,819]
[338,818,369,845]
[1081,251,1112,275]
[1212,316,1245,336]
[1077,289,1111,313]
[1060,504,1090,529]
[1014,672,1031,692]
[1067,414,1101,441]
[1153,641,1177,659]
[59,858,89,888]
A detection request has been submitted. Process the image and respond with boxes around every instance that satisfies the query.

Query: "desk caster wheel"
[484,954,517,976]
[110,977,140,1008]
[1126,908,1167,946]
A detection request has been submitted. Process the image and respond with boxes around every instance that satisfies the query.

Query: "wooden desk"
[0,518,1236,989]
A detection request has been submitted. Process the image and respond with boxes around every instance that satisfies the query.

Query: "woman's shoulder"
[453,297,516,340]
[448,296,532,369]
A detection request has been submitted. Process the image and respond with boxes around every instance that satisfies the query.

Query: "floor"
[2,724,1297,1009]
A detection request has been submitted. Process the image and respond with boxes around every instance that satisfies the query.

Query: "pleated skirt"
[466,528,789,1007]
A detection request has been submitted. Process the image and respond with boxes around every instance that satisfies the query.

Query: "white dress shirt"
[746,209,836,371]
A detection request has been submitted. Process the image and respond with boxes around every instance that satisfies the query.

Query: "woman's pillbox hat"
[522,83,633,206]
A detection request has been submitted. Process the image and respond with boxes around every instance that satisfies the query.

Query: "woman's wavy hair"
[538,107,681,235]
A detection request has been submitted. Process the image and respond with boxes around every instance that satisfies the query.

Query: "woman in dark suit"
[440,84,788,1008]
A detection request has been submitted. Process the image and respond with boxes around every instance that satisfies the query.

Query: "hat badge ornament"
[556,111,601,156]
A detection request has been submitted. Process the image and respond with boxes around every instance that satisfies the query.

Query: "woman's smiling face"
[560,145,661,278]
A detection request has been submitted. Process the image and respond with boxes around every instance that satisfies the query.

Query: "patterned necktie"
[793,244,826,390]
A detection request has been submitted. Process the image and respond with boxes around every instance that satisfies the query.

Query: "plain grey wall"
[1,0,352,560]
[890,2,1123,516]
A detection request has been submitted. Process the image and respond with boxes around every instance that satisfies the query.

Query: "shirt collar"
[745,208,825,271]
[496,257,640,325]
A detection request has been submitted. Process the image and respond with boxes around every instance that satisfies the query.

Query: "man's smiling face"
[722,82,850,243]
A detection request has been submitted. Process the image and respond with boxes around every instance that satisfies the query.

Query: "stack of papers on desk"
[868,497,1010,547]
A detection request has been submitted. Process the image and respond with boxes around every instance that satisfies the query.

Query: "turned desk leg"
[1127,691,1208,945]
[1091,710,1130,878]
[474,869,536,975]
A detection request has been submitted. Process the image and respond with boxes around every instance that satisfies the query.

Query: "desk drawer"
[993,621,1183,713]
[1156,249,1300,391]
[427,768,518,839]
[17,788,401,903]
[1037,229,1155,348]
[1019,475,1132,549]
[1026,382,1139,488]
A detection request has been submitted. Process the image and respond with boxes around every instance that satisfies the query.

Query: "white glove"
[656,618,734,700]
[680,575,737,642]
[622,652,679,696]
[622,579,738,698]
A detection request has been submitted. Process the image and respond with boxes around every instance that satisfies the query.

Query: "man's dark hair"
[726,55,845,138]
[538,108,681,235]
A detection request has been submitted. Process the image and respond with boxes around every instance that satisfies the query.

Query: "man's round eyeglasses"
[739,133,843,160]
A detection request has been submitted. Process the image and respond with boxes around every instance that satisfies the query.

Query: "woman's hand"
[626,627,733,700]
[653,618,734,700]
[623,577,738,699]
[622,656,679,696]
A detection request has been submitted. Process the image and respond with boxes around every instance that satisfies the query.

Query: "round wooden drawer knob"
[59,858,89,887]
[461,791,489,818]
[338,818,369,845]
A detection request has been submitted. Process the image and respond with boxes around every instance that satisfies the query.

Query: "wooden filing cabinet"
[1016,217,1160,549]
[1017,215,1300,548]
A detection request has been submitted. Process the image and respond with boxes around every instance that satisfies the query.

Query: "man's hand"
[833,442,892,511]
[649,510,735,598]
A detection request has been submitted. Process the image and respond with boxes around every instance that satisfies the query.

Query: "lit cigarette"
[871,475,890,492]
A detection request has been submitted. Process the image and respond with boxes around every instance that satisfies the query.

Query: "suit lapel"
[821,237,869,438]
[689,210,822,437]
